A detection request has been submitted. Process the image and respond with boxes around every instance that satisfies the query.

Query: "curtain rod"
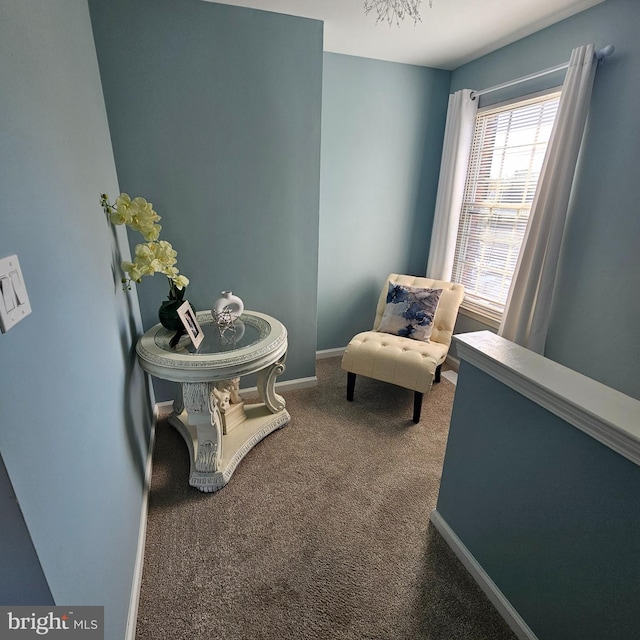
[470,44,614,100]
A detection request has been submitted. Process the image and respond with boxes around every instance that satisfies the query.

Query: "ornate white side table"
[136,310,290,492]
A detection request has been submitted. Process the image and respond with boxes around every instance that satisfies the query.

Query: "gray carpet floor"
[135,357,518,640]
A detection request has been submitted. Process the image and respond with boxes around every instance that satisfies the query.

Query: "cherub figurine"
[214,378,242,405]
[212,387,231,413]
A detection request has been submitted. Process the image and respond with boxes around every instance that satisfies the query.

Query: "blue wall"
[3,0,637,635]
[0,454,52,604]
[437,360,640,639]
[88,0,323,400]
[318,53,451,350]
[449,0,640,399]
[0,1,153,637]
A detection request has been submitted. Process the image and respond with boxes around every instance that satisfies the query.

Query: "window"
[451,91,561,324]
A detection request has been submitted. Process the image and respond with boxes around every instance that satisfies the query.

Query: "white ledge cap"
[454,331,640,467]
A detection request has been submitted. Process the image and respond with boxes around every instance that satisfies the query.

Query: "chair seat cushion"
[341,331,448,393]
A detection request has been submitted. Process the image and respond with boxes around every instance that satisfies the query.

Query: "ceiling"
[208,0,604,70]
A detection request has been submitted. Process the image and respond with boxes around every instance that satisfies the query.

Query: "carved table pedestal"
[136,311,289,492]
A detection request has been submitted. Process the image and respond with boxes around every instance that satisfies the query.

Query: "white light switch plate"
[0,254,31,333]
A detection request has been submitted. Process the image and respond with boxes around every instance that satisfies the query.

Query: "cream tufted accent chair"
[341,274,464,423]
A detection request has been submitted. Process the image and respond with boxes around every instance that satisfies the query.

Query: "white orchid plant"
[101,193,189,295]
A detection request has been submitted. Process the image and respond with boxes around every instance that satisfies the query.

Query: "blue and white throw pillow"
[377,282,442,341]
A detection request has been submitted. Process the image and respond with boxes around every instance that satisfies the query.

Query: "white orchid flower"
[103,193,190,293]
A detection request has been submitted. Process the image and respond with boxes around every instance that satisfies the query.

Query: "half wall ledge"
[453,331,640,467]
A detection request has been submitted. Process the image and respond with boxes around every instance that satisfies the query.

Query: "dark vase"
[158,283,186,330]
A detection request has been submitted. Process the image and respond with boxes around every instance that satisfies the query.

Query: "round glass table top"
[155,317,262,356]
[136,310,288,383]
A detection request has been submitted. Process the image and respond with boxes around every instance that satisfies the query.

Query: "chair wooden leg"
[413,391,423,423]
[347,372,356,401]
[434,364,442,383]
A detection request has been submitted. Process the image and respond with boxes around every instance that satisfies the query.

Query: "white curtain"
[499,44,598,354]
[426,89,477,280]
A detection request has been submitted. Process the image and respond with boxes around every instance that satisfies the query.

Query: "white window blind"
[451,91,561,322]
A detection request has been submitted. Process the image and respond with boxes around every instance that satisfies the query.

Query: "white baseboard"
[125,414,157,640]
[240,376,317,399]
[155,400,174,420]
[429,510,538,640]
[316,347,345,359]
[441,369,458,386]
[445,354,460,370]
[153,376,319,407]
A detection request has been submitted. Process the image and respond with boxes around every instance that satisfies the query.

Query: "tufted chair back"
[372,274,465,349]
